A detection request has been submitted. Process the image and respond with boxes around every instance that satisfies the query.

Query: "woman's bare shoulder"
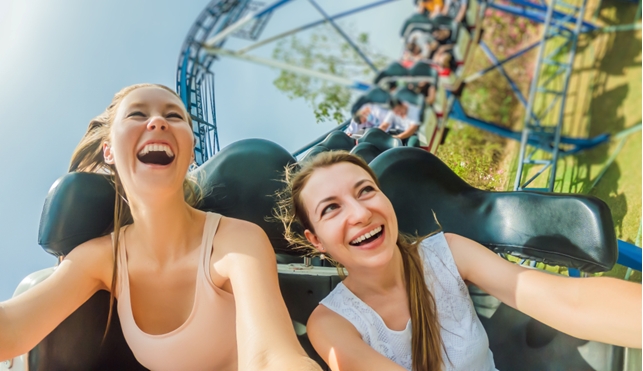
[63,233,115,290]
[214,216,274,257]
[308,304,353,334]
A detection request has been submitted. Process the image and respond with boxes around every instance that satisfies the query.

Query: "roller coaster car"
[351,87,426,120]
[7,139,624,371]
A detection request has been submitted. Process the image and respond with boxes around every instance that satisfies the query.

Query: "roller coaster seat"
[350,87,392,115]
[29,139,300,370]
[27,139,619,370]
[317,130,355,152]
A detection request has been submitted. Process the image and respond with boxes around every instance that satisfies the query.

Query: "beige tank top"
[116,212,237,371]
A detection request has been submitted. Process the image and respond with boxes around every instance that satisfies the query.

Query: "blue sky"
[0,0,413,300]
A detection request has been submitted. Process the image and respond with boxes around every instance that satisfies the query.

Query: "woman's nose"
[146,117,167,131]
[347,201,372,225]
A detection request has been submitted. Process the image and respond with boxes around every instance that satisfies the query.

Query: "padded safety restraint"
[370,147,618,272]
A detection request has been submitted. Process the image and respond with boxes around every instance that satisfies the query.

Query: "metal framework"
[177,0,404,165]
[513,0,588,192]
[176,0,274,165]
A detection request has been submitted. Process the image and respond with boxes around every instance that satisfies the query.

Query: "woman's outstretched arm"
[215,218,321,371]
[0,236,111,361]
[446,233,642,348]
[308,305,408,371]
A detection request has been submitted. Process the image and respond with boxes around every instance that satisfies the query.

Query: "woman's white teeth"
[138,143,175,157]
[351,226,382,245]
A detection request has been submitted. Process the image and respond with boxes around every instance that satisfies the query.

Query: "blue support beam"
[449,100,610,153]
[617,239,642,271]
[466,39,543,83]
[513,0,589,191]
[479,41,528,106]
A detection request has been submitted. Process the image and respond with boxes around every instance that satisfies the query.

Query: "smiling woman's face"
[300,162,399,271]
[103,86,194,200]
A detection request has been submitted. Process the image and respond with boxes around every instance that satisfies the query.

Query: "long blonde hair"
[68,83,202,339]
[275,151,445,371]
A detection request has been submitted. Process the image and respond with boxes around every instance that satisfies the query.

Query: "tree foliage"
[272,24,390,124]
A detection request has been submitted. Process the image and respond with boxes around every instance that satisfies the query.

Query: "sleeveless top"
[320,232,497,371]
[116,212,237,371]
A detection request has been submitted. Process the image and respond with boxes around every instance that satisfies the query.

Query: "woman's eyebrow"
[126,102,147,110]
[315,195,337,215]
[164,102,184,112]
[314,178,373,214]
[353,179,371,189]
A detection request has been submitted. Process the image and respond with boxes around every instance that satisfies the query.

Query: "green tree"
[272,24,390,124]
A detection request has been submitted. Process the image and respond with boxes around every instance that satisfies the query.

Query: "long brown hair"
[275,151,445,371]
[68,83,202,339]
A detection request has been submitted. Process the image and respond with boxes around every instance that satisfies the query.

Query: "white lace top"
[320,233,497,371]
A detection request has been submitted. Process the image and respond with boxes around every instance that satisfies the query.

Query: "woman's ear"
[304,229,325,253]
[103,142,115,165]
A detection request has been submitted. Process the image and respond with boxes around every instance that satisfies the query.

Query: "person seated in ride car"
[276,151,642,371]
[345,103,406,137]
[378,100,421,143]
[421,18,456,72]
[0,83,322,371]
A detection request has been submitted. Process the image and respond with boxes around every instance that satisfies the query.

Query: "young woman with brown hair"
[276,151,641,371]
[0,83,321,371]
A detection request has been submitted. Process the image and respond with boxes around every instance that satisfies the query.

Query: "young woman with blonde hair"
[0,83,321,371]
[277,151,642,371]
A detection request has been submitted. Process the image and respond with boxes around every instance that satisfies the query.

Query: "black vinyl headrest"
[38,172,115,257]
[38,139,297,256]
[318,131,355,151]
[193,139,296,254]
[370,148,618,272]
[301,144,330,163]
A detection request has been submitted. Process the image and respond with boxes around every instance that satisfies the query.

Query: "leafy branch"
[272,24,390,123]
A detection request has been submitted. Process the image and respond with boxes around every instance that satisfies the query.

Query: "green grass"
[436,121,507,190]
